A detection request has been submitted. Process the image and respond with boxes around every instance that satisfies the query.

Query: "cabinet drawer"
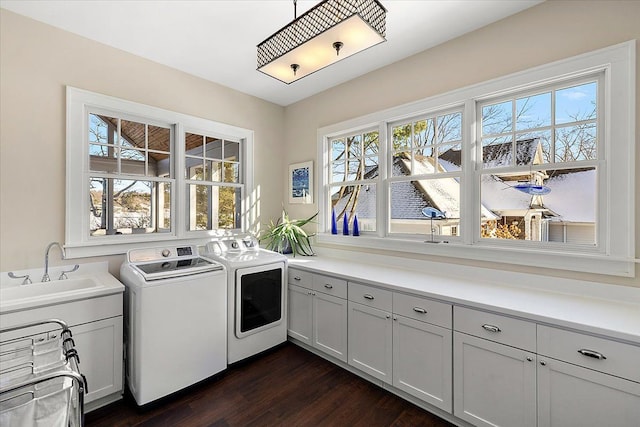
[348,282,392,312]
[454,306,536,351]
[393,293,452,329]
[313,274,347,299]
[538,325,640,382]
[288,268,312,288]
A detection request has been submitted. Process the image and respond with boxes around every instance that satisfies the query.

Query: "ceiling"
[0,0,542,106]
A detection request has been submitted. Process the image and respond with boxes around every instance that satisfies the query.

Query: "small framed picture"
[289,161,313,204]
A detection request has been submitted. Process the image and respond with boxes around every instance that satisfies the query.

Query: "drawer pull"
[324,284,333,289]
[413,307,427,314]
[578,349,606,360]
[482,324,501,333]
[294,276,301,281]
[363,294,375,300]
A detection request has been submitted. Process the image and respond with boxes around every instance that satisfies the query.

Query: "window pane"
[516,131,552,164]
[437,144,462,172]
[331,160,345,183]
[392,153,411,177]
[364,156,379,179]
[330,184,376,233]
[555,123,597,162]
[206,160,222,181]
[438,112,462,143]
[148,125,170,153]
[204,136,223,159]
[89,178,169,236]
[224,140,240,162]
[390,179,460,237]
[347,134,362,159]
[89,144,117,172]
[392,123,411,152]
[332,138,345,161]
[120,120,145,150]
[185,132,203,155]
[482,101,512,136]
[89,114,111,144]
[188,184,240,231]
[480,167,596,245]
[555,82,597,125]
[414,119,433,149]
[482,136,513,168]
[516,92,551,131]
[363,131,379,157]
[224,162,239,183]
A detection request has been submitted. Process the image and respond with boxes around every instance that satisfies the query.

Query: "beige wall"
[283,0,640,287]
[0,9,285,274]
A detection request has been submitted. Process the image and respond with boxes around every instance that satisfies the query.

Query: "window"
[478,77,600,246]
[389,110,463,238]
[66,87,253,257]
[328,130,379,233]
[88,113,172,236]
[317,42,634,276]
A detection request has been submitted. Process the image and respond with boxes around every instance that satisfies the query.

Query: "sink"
[0,277,100,301]
[0,264,125,313]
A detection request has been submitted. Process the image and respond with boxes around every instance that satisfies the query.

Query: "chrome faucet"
[42,242,66,282]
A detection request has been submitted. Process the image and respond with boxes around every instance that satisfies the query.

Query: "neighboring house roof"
[439,138,542,169]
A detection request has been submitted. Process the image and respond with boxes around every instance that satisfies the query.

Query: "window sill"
[314,233,635,277]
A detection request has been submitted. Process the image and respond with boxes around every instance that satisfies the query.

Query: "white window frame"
[317,41,635,277]
[66,87,254,258]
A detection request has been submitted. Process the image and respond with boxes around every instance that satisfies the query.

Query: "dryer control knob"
[161,249,171,257]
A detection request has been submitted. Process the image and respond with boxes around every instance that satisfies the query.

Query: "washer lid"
[132,257,223,281]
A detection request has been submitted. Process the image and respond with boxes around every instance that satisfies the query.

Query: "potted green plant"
[261,210,317,256]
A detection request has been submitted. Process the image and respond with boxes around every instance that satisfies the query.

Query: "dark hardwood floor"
[86,342,455,427]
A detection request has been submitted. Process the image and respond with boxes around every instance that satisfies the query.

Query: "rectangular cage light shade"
[257,0,386,84]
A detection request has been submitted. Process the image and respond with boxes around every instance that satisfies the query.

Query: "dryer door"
[235,262,285,338]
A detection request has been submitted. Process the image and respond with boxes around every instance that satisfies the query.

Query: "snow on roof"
[543,169,596,223]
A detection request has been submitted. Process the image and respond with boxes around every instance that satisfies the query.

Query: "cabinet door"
[348,301,392,384]
[454,332,536,427]
[393,315,452,412]
[287,284,313,344]
[538,357,640,427]
[313,292,348,363]
[72,316,123,404]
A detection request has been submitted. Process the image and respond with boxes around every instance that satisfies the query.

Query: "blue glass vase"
[353,214,360,236]
[331,209,338,235]
[342,214,349,235]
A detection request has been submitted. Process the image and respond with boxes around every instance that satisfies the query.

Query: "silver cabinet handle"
[294,276,301,281]
[363,294,374,300]
[324,284,333,289]
[526,356,533,362]
[386,315,391,319]
[413,307,427,314]
[482,324,501,333]
[540,361,547,366]
[578,349,606,360]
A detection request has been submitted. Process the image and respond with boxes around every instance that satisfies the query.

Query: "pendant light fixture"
[257,0,387,84]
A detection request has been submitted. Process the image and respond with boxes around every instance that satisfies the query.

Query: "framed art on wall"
[289,161,313,204]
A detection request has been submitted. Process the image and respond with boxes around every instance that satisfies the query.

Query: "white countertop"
[288,251,640,344]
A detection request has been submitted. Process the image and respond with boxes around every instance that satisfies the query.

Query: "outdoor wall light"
[257,0,386,84]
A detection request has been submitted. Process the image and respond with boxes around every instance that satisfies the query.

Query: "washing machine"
[120,245,227,405]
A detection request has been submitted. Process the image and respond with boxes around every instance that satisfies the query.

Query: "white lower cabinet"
[287,283,313,344]
[348,301,393,383]
[73,316,124,404]
[287,269,348,362]
[393,314,452,412]
[453,331,537,427]
[537,357,640,427]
